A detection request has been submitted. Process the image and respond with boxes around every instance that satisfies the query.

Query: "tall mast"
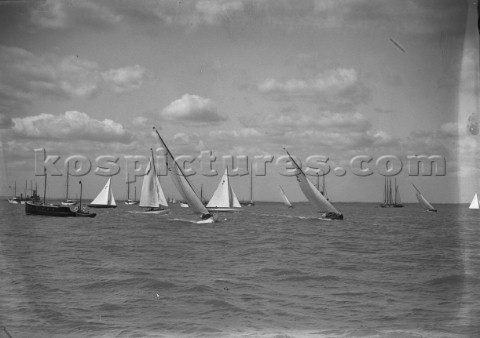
[249,161,253,203]
[65,162,70,201]
[126,173,130,200]
[43,149,46,204]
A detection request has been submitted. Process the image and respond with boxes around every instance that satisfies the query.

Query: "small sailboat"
[153,126,216,223]
[8,181,21,204]
[125,173,139,205]
[380,176,403,208]
[88,178,117,208]
[138,151,169,214]
[412,183,437,212]
[284,148,343,220]
[206,168,242,212]
[61,163,77,206]
[279,185,293,208]
[74,181,96,217]
[241,162,255,206]
[469,193,479,209]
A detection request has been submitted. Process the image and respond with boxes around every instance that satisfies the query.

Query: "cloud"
[0,46,148,115]
[258,68,370,109]
[102,65,148,93]
[30,0,122,29]
[11,111,133,143]
[26,0,465,37]
[161,94,227,123]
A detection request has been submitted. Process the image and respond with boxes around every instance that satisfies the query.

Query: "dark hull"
[87,204,117,208]
[25,202,76,217]
[75,211,97,217]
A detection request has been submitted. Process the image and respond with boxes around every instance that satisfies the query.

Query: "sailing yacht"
[61,163,77,206]
[412,183,437,212]
[380,176,403,208]
[284,148,343,220]
[88,178,117,208]
[469,193,479,209]
[153,127,216,223]
[240,162,255,206]
[206,168,242,212]
[279,185,293,208]
[139,153,169,214]
[125,173,139,205]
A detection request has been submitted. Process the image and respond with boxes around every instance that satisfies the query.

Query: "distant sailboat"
[316,172,329,200]
[380,176,403,208]
[241,161,255,206]
[206,168,242,212]
[125,173,139,205]
[279,186,293,208]
[412,183,437,212]
[469,193,479,209]
[139,151,169,214]
[61,162,77,206]
[88,178,117,208]
[284,148,343,220]
[153,127,216,223]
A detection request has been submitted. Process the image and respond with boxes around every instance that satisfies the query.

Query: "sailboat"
[284,148,343,220]
[279,185,293,208]
[412,183,437,212]
[61,163,77,206]
[138,152,169,214]
[240,161,255,206]
[469,193,479,209]
[153,126,216,223]
[206,168,242,212]
[125,173,139,205]
[316,172,329,200]
[380,176,403,208]
[74,181,96,217]
[88,178,117,208]
[7,181,21,204]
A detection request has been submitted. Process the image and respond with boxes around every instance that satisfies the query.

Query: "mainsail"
[469,193,480,209]
[206,168,241,209]
[139,160,168,209]
[279,186,293,208]
[412,183,436,212]
[153,127,210,216]
[284,148,342,219]
[89,178,116,207]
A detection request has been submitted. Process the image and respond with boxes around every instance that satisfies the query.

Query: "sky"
[0,0,478,204]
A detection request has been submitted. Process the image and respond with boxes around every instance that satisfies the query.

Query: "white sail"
[140,161,168,208]
[279,186,292,207]
[153,129,209,215]
[90,178,116,206]
[297,172,340,214]
[206,169,241,209]
[469,193,480,209]
[412,184,436,211]
[285,149,341,218]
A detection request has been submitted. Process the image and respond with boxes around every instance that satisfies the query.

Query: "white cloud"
[11,111,133,143]
[161,94,226,123]
[0,46,148,114]
[102,65,147,93]
[258,68,369,109]
[30,0,122,29]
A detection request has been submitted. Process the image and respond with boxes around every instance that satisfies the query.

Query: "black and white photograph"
[0,0,479,337]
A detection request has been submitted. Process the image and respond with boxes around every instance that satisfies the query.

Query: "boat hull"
[206,207,242,212]
[140,208,169,215]
[124,200,139,205]
[25,202,76,217]
[87,204,117,208]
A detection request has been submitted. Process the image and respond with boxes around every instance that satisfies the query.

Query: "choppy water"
[0,201,479,337]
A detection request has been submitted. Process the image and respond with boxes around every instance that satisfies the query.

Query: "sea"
[0,201,479,338]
